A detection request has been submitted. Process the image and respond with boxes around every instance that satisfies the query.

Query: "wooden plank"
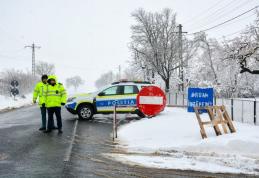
[215,106,228,134]
[194,105,236,139]
[194,107,207,139]
[221,105,236,133]
[202,121,213,125]
[207,107,222,136]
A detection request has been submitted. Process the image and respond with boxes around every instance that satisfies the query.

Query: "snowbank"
[112,107,259,175]
[0,94,32,111]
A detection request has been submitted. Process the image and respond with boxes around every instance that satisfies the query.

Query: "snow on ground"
[0,94,32,111]
[109,107,259,175]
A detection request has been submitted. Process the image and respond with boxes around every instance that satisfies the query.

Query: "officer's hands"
[61,103,65,106]
[42,103,45,107]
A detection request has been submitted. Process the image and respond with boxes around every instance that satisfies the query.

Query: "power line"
[182,0,224,24]
[217,29,246,41]
[189,5,259,35]
[199,11,257,39]
[217,11,257,36]
[186,0,238,27]
[215,0,253,19]
[190,0,254,32]
[0,53,28,61]
[217,26,258,41]
[0,25,25,44]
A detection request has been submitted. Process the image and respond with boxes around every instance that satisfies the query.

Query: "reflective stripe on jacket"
[45,75,67,108]
[33,82,46,106]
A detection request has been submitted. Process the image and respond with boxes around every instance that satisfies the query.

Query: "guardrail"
[166,92,258,125]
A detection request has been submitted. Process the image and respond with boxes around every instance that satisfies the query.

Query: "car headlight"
[67,97,76,102]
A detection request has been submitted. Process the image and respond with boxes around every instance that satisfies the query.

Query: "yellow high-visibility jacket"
[33,81,46,107]
[45,75,67,108]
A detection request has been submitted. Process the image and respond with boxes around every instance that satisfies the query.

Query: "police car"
[65,81,153,119]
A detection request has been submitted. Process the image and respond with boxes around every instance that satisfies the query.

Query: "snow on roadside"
[0,94,32,111]
[109,107,259,175]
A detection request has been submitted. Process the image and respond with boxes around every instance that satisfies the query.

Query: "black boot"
[44,129,52,133]
[58,130,63,134]
[39,127,46,131]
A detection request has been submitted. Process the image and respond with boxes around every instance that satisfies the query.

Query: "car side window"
[117,86,124,95]
[102,86,118,96]
[124,85,139,94]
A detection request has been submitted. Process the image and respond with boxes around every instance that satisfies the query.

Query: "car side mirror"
[98,92,105,96]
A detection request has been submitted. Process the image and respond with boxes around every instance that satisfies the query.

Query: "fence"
[166,92,259,125]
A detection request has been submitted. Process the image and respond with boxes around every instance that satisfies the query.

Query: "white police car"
[65,81,153,119]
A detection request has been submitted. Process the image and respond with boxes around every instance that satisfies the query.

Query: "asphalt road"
[0,106,257,178]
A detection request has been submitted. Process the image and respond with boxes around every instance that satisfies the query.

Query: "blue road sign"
[188,88,213,112]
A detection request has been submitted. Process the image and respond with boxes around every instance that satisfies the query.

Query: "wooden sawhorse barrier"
[194,105,236,139]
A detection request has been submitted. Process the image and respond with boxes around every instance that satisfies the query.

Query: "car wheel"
[77,104,94,120]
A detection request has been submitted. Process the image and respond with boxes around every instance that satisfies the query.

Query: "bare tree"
[130,8,180,92]
[194,33,221,85]
[0,69,38,96]
[35,61,55,76]
[66,76,85,91]
[230,12,259,75]
[122,62,145,81]
[239,45,259,74]
[219,25,259,97]
[95,71,115,89]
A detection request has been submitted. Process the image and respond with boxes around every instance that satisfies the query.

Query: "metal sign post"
[113,105,117,141]
[112,104,137,141]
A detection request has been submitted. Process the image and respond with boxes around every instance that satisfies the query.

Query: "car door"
[95,85,123,112]
[115,85,139,112]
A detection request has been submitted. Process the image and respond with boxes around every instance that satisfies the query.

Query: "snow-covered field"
[109,107,259,175]
[0,94,32,111]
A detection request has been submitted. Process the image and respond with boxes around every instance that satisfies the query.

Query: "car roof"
[111,82,152,86]
[112,81,151,85]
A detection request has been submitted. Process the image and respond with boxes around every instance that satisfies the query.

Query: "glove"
[61,103,65,106]
[42,103,45,107]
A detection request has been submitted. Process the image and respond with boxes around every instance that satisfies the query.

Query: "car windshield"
[92,84,112,96]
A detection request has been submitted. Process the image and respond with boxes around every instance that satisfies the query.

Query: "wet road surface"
[0,106,257,178]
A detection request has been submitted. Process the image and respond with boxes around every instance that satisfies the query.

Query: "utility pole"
[25,43,41,76]
[177,24,187,92]
[118,65,121,80]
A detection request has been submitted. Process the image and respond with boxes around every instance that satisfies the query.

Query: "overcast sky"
[0,0,258,91]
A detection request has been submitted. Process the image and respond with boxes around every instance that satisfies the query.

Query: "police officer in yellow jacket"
[33,75,48,131]
[44,75,67,134]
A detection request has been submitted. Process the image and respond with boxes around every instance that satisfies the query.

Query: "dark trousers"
[40,107,47,128]
[47,107,62,130]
